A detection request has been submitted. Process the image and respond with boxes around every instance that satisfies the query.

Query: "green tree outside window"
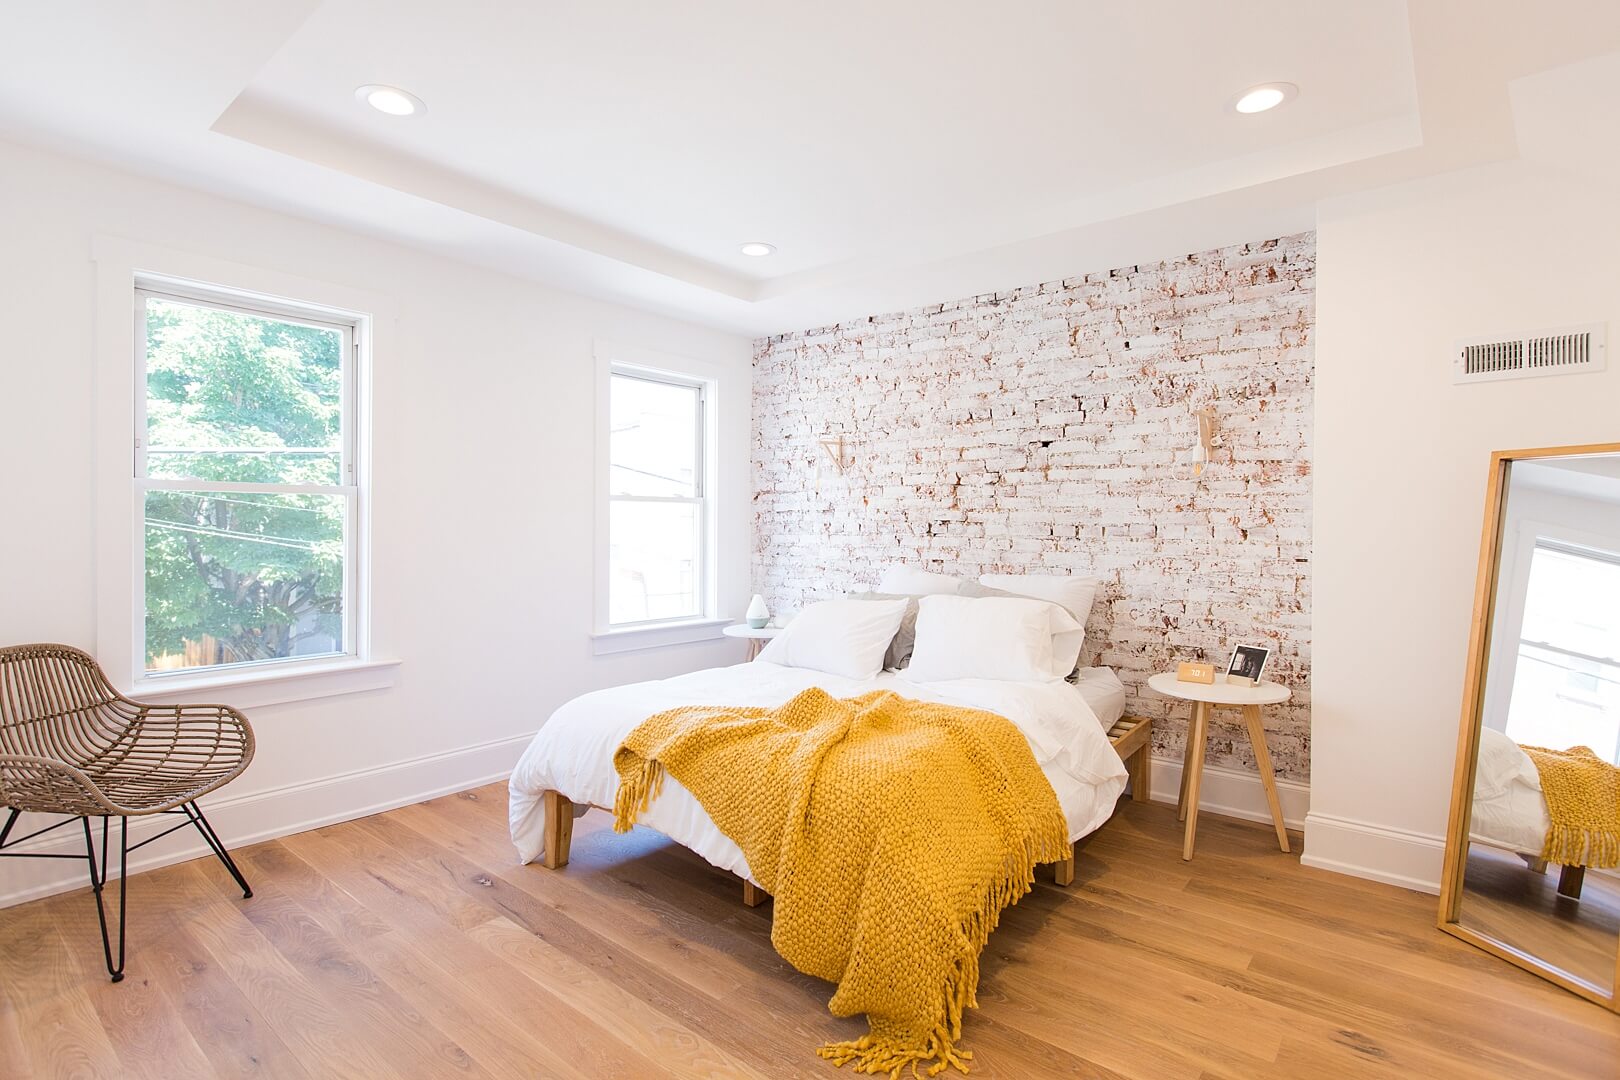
[142,297,348,670]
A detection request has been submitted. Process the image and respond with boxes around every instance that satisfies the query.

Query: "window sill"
[591,618,729,656]
[125,657,402,710]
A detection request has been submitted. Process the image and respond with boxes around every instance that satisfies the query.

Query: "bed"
[1472,725,1590,898]
[509,661,1145,899]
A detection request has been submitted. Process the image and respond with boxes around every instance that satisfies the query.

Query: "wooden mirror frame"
[1438,441,1620,1012]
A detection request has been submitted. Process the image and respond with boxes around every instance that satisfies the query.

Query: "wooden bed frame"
[539,714,1153,906]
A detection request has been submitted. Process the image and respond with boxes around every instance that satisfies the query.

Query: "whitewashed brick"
[752,232,1314,780]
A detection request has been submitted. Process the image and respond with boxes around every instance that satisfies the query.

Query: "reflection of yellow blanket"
[1523,744,1620,868]
[613,688,1068,1078]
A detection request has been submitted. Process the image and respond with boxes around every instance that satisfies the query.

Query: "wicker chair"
[0,643,256,982]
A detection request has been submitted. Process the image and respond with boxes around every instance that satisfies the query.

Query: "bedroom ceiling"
[2,1,1618,335]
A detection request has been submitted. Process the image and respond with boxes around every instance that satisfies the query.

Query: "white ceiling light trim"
[739,242,776,257]
[356,84,425,117]
[1232,82,1298,114]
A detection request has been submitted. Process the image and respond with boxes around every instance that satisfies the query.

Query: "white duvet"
[509,662,1130,880]
[1471,726,1551,855]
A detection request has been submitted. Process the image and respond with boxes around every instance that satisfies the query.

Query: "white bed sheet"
[1470,726,1551,855]
[1072,666,1126,729]
[509,662,1131,879]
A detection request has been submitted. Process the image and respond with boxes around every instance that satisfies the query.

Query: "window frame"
[592,342,724,652]
[605,366,709,629]
[132,281,362,682]
[92,236,395,707]
[1516,539,1620,665]
[1485,518,1620,737]
[1505,539,1620,761]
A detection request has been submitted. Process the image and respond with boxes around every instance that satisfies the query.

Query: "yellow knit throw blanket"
[1522,744,1620,868]
[613,688,1069,1078]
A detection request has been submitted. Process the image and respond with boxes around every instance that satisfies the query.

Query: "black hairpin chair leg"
[184,802,252,899]
[83,815,128,983]
[0,803,250,983]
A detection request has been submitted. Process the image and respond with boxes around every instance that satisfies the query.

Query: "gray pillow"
[956,581,1023,602]
[849,591,920,670]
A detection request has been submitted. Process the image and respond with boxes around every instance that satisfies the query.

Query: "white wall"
[0,139,752,905]
[1307,158,1620,892]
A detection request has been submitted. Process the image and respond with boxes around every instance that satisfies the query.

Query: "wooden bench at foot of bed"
[539,715,1154,904]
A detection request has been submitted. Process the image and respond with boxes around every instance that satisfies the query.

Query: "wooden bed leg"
[541,790,574,870]
[1520,854,1548,875]
[1557,864,1585,900]
[1128,744,1151,803]
[1053,844,1075,887]
[742,880,767,907]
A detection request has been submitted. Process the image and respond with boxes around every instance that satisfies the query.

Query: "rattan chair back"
[0,643,255,817]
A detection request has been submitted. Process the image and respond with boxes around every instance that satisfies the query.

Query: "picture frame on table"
[1226,644,1270,686]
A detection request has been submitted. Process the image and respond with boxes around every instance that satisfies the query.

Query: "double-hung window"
[135,283,359,676]
[606,367,709,626]
[1505,540,1620,763]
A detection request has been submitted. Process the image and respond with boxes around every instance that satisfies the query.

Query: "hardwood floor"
[3,786,1618,1079]
[1460,846,1620,994]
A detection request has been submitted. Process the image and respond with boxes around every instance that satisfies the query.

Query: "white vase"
[746,594,770,629]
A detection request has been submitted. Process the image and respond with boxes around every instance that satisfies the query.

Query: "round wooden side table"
[722,624,780,660]
[1146,672,1292,861]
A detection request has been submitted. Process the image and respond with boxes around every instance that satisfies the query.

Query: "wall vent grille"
[1454,324,1605,384]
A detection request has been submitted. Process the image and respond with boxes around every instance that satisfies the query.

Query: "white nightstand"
[722,623,780,661]
[1146,672,1292,861]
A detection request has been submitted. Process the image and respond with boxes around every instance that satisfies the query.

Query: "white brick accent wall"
[751,233,1314,780]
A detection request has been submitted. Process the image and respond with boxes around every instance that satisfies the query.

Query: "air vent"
[1454,323,1606,384]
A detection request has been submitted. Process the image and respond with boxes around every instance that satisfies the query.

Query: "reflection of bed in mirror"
[1465,724,1620,992]
[1441,442,1620,1013]
[1472,727,1589,898]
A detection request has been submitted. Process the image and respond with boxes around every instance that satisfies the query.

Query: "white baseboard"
[0,732,533,909]
[1146,754,1311,831]
[1299,811,1446,895]
[2,741,1445,907]
[1143,757,1447,895]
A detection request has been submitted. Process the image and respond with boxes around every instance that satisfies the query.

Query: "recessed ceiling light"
[356,84,425,117]
[1232,82,1297,115]
[739,242,776,258]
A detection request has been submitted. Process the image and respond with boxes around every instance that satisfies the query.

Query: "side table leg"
[1177,708,1197,822]
[1243,704,1291,853]
[1181,701,1210,861]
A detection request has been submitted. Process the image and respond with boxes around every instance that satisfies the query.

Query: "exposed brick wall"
[750,233,1314,780]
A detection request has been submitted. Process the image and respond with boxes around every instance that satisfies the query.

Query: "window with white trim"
[606,367,709,626]
[1505,540,1620,763]
[135,283,360,676]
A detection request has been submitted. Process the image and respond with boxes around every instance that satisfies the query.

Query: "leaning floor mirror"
[1440,443,1620,1010]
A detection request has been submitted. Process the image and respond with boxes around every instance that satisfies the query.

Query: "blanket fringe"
[612,756,664,832]
[816,827,1070,1078]
[1541,821,1620,869]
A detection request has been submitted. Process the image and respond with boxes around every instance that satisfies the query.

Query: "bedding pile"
[612,687,1070,1078]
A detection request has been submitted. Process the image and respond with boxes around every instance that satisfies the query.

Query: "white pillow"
[977,573,1100,675]
[755,599,907,680]
[877,565,963,595]
[904,595,1081,683]
[1474,726,1542,800]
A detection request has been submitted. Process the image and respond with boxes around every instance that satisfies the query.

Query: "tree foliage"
[143,300,346,668]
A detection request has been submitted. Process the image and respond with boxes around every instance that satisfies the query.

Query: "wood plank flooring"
[3,785,1618,1079]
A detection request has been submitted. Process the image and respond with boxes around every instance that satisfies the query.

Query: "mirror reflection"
[1459,451,1620,995]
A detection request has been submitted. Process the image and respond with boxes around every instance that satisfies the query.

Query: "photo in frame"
[1226,644,1270,684]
